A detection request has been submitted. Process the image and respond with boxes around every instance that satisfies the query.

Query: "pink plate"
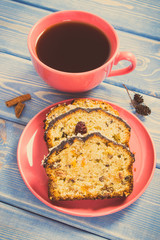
[17,98,156,217]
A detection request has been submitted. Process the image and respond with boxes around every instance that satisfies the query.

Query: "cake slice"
[43,133,134,201]
[44,98,119,130]
[45,107,131,149]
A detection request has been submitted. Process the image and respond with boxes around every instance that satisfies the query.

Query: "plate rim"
[17,97,156,217]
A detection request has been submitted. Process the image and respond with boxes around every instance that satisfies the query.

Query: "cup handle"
[108,52,136,77]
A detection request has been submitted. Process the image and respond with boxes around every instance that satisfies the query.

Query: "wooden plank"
[0,119,160,240]
[0,203,104,240]
[1,0,160,97]
[0,53,159,163]
[10,0,160,40]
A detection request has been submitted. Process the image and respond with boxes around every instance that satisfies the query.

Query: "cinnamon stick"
[15,102,25,118]
[5,94,31,107]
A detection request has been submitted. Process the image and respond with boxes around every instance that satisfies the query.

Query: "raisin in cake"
[44,98,119,130]
[45,107,131,149]
[43,133,134,201]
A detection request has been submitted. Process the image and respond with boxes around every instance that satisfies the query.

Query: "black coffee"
[36,21,111,73]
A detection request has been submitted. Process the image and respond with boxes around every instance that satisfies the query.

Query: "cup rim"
[28,10,119,76]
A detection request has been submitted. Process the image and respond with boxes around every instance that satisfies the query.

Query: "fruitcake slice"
[44,98,119,130]
[43,132,134,201]
[45,107,131,149]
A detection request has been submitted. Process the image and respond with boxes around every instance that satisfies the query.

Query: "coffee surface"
[36,21,111,73]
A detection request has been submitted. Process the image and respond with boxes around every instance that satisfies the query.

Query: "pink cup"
[28,10,136,93]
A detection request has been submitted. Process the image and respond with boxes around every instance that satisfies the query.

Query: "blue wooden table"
[0,0,160,239]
